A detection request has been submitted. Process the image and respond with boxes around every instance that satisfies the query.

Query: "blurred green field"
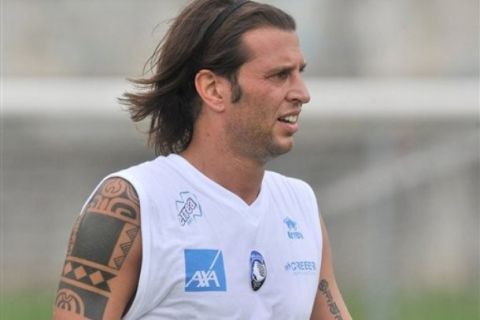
[346,289,479,320]
[1,289,478,319]
[0,291,54,320]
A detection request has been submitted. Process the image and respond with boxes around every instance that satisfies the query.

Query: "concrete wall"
[2,0,478,77]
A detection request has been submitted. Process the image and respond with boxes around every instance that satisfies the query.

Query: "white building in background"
[2,78,478,294]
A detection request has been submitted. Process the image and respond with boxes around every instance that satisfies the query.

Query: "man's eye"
[274,71,289,79]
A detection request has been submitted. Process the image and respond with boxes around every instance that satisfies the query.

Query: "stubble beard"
[227,84,294,164]
[226,121,294,165]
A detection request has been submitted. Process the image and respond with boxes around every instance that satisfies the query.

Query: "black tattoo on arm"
[55,178,140,320]
[318,279,344,320]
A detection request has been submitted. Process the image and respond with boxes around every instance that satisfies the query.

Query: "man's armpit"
[54,177,140,320]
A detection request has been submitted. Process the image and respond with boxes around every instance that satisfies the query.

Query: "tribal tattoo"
[55,178,140,320]
[318,279,344,320]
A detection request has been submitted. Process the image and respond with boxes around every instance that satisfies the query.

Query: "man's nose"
[288,74,311,105]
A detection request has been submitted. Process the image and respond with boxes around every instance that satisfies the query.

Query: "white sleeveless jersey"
[101,154,322,319]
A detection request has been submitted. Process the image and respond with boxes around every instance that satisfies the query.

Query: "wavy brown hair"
[121,0,296,155]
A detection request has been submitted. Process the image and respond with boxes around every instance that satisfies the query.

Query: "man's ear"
[194,69,228,112]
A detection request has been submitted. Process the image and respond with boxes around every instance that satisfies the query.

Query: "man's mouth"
[278,115,299,124]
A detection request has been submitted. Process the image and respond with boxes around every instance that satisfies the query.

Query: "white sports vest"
[102,154,322,319]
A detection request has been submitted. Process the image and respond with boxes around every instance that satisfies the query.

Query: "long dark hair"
[121,0,296,155]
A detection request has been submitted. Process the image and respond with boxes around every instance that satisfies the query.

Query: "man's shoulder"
[264,170,313,191]
[101,156,174,192]
[114,155,170,177]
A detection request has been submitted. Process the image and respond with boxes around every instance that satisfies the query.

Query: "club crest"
[250,250,267,291]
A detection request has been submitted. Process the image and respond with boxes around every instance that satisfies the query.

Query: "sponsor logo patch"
[176,191,203,226]
[284,260,317,274]
[283,217,304,240]
[184,249,227,292]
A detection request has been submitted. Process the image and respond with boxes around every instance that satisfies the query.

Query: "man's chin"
[266,140,294,159]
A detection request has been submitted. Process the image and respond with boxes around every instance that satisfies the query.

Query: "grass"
[346,289,479,320]
[0,290,54,320]
[392,290,479,320]
[0,289,478,319]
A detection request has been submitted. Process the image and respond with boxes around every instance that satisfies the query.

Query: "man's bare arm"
[310,216,352,320]
[53,177,142,320]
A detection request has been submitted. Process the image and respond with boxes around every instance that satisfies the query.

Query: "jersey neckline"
[164,154,270,224]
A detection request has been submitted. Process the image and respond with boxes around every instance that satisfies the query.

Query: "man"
[53,0,352,319]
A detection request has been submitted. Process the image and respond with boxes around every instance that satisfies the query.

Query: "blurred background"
[1,0,479,319]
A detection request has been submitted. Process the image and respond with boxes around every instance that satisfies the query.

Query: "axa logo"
[184,249,227,292]
[176,191,203,226]
[283,217,304,240]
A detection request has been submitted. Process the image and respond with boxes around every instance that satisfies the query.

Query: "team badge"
[250,250,267,291]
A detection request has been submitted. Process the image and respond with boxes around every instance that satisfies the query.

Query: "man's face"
[224,27,310,163]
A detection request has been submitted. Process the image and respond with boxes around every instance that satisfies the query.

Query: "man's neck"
[181,147,265,205]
